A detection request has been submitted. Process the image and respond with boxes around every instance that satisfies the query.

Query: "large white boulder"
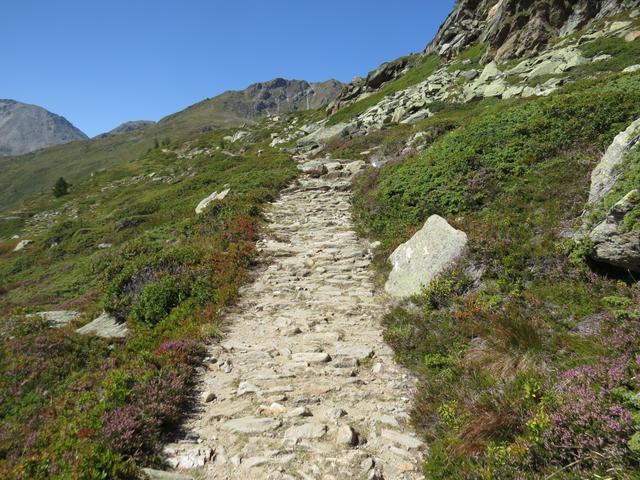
[478,61,500,83]
[385,215,468,298]
[76,312,127,339]
[13,239,33,252]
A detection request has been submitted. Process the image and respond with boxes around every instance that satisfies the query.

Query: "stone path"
[162,158,424,480]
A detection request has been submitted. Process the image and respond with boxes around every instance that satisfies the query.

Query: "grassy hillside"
[0,109,243,214]
[0,117,298,478]
[343,72,640,478]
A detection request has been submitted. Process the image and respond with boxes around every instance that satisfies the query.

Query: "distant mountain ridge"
[96,120,157,139]
[159,78,343,131]
[0,99,87,156]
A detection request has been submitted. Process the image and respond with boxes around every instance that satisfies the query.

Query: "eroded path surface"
[164,159,424,480]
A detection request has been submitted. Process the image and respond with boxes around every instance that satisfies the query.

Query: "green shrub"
[52,177,70,197]
[132,276,189,325]
[418,269,473,310]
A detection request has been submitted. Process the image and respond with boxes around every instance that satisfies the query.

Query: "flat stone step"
[291,352,332,364]
[381,429,424,450]
[223,416,282,434]
[284,423,328,441]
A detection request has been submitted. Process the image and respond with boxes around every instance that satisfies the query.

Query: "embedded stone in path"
[291,352,332,363]
[381,429,424,449]
[223,416,282,434]
[142,468,194,480]
[336,424,360,447]
[335,345,374,360]
[284,423,328,441]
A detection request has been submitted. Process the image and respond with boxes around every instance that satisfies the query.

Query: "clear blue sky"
[2,1,454,137]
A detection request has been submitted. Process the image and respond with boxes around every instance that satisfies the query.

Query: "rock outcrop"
[327,58,411,114]
[0,99,87,156]
[426,0,640,62]
[385,215,468,298]
[589,190,640,272]
[588,117,640,205]
[322,30,614,136]
[237,78,344,116]
[578,117,640,272]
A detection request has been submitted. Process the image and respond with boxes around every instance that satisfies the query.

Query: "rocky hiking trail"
[159,157,425,480]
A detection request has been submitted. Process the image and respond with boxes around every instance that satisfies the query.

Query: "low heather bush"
[540,356,636,470]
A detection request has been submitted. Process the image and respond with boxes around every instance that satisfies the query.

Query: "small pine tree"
[154,138,160,149]
[53,177,69,197]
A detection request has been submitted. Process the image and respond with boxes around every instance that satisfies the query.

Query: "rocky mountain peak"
[427,0,640,61]
[235,78,344,117]
[0,99,87,156]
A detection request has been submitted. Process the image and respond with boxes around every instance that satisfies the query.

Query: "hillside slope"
[96,120,157,138]
[329,0,640,116]
[0,99,87,156]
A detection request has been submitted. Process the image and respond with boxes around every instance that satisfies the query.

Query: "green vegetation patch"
[576,35,640,75]
[354,74,640,248]
[446,43,487,72]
